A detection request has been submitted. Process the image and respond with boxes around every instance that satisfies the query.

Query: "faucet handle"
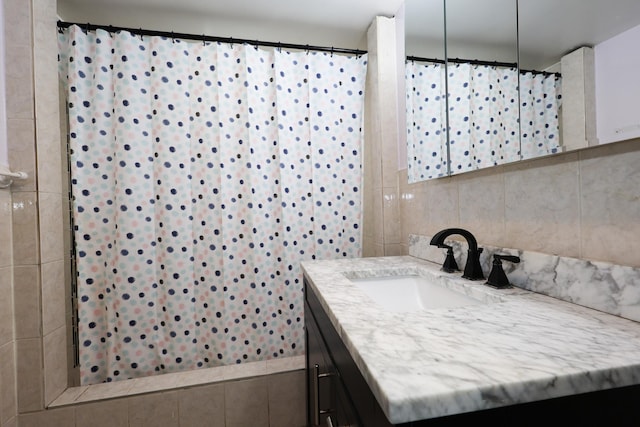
[485,254,520,289]
[495,254,520,264]
[438,244,460,273]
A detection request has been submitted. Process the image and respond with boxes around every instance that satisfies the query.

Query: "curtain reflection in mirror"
[520,71,562,159]
[406,59,562,181]
[447,63,519,173]
[406,61,448,182]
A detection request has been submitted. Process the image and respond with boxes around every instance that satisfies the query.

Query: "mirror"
[518,0,640,148]
[443,0,519,175]
[405,0,640,183]
[405,0,520,181]
[405,0,447,181]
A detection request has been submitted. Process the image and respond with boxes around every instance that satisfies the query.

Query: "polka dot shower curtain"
[58,25,366,385]
[519,71,562,159]
[445,63,520,173]
[405,61,448,182]
[406,61,560,179]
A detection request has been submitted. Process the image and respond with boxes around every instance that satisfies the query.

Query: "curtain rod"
[406,55,561,78]
[57,21,367,57]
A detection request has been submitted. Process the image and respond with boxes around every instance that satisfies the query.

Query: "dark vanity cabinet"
[304,277,640,427]
[305,278,391,427]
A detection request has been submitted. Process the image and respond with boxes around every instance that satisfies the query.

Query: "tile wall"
[362,16,403,258]
[0,187,16,427]
[18,370,306,427]
[398,139,640,269]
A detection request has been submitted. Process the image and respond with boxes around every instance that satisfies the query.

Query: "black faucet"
[430,228,485,280]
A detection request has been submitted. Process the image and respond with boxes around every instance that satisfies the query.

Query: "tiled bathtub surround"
[28,356,306,427]
[50,356,305,407]
[409,233,640,322]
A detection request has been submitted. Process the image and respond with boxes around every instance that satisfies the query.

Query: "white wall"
[595,23,640,144]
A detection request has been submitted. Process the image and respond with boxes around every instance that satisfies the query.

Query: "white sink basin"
[350,275,485,312]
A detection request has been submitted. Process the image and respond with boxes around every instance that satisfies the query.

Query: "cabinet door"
[333,379,360,427]
[306,302,336,426]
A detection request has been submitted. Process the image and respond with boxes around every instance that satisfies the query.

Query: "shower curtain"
[519,71,562,159]
[406,61,561,180]
[405,61,448,182]
[446,63,521,173]
[59,26,367,385]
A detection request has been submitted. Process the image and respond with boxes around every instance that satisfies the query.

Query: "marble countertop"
[301,256,640,424]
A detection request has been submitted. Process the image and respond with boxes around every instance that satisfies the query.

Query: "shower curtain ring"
[305,45,309,55]
[202,34,206,46]
[139,29,143,41]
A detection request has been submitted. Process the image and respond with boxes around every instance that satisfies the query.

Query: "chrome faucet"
[430,228,485,280]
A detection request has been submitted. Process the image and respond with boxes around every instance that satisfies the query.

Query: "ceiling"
[405,0,640,69]
[57,0,406,49]
[58,0,640,70]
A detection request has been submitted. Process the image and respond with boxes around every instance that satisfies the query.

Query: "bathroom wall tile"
[41,260,66,335]
[128,391,179,427]
[371,243,385,257]
[457,167,506,246]
[16,338,44,412]
[0,191,13,268]
[0,268,13,347]
[265,355,305,374]
[222,360,266,381]
[3,417,16,427]
[384,243,404,256]
[33,3,60,125]
[170,365,225,388]
[18,407,74,427]
[504,152,581,257]
[3,0,32,47]
[33,25,63,194]
[13,265,41,339]
[4,49,34,120]
[127,372,179,396]
[6,118,37,192]
[0,342,17,425]
[579,139,640,267]
[11,192,39,265]
[178,383,225,427]
[75,398,128,427]
[362,179,375,244]
[224,377,269,427]
[381,134,399,189]
[383,187,401,244]
[50,384,88,407]
[38,192,64,264]
[43,326,68,405]
[399,176,430,244]
[35,132,63,195]
[75,379,133,403]
[372,189,384,245]
[267,370,306,427]
[400,243,410,255]
[426,178,459,233]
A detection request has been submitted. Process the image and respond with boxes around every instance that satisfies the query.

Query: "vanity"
[302,254,640,426]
